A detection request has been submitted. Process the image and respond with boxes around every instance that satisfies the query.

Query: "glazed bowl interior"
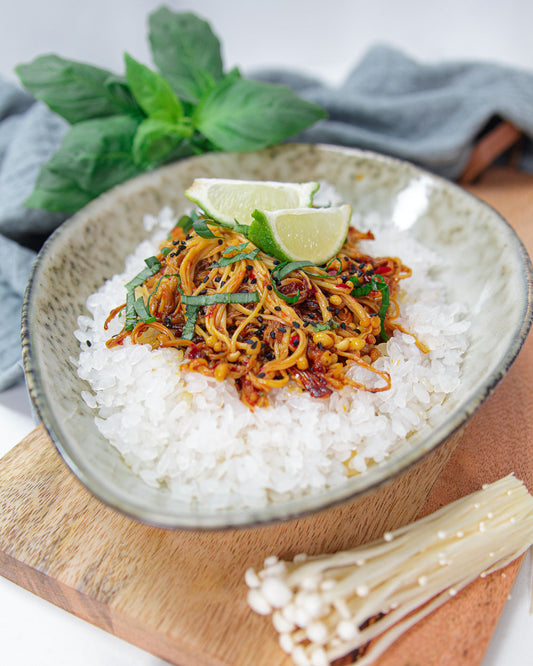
[22,144,533,529]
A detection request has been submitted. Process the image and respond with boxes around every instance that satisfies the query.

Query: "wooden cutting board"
[1,166,532,666]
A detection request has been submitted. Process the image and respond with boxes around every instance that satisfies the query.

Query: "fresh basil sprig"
[16,7,327,214]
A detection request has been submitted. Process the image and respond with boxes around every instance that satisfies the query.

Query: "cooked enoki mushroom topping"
[105,217,415,409]
[245,475,533,666]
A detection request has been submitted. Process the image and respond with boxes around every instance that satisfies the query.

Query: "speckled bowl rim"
[22,144,533,530]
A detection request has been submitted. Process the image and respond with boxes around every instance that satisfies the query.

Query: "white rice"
[74,203,470,511]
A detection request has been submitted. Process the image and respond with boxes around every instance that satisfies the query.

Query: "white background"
[1,1,532,664]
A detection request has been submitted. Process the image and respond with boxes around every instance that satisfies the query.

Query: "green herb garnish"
[125,290,137,331]
[272,260,316,282]
[192,216,218,238]
[215,247,260,267]
[124,256,161,291]
[271,280,300,304]
[324,257,344,276]
[181,291,259,306]
[16,8,326,214]
[309,321,340,332]
[133,296,156,323]
[348,274,390,341]
[182,305,200,340]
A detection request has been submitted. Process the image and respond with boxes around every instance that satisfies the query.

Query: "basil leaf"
[125,256,161,291]
[41,115,141,202]
[175,213,194,234]
[125,290,137,330]
[125,53,184,122]
[193,77,327,152]
[272,260,316,281]
[134,296,156,323]
[192,217,217,238]
[271,280,300,304]
[233,222,251,237]
[375,275,390,342]
[215,248,260,267]
[132,117,192,166]
[310,321,338,332]
[221,242,251,255]
[324,257,344,275]
[103,74,142,115]
[181,292,259,306]
[148,8,224,104]
[15,55,139,124]
[182,305,199,340]
[25,164,93,213]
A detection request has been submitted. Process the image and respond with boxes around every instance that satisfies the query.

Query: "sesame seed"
[267,285,273,291]
[270,331,276,339]
[217,239,223,245]
[258,372,266,378]
[274,306,282,311]
[292,322,300,328]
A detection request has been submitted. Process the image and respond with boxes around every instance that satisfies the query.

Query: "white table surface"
[1,0,532,663]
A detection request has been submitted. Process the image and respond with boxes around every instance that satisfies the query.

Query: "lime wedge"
[248,205,352,265]
[184,178,319,226]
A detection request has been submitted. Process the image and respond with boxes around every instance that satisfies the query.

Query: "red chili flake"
[375,266,392,275]
[187,345,201,359]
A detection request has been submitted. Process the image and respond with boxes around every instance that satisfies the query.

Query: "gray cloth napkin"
[2,44,533,390]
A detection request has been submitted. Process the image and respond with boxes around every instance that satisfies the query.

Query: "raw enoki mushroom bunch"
[245,475,533,666]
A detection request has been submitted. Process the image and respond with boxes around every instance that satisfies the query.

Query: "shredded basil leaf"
[309,320,339,332]
[375,275,390,342]
[272,260,315,282]
[222,241,251,255]
[233,221,250,237]
[214,247,259,267]
[181,291,259,306]
[134,296,156,323]
[182,304,199,340]
[271,280,300,304]
[192,216,218,238]
[349,274,390,341]
[125,256,161,291]
[324,257,343,275]
[125,290,137,330]
[161,246,172,256]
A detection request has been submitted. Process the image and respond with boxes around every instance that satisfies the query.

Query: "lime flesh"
[249,204,352,265]
[185,178,319,226]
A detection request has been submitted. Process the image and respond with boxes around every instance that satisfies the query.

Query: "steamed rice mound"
[75,206,469,511]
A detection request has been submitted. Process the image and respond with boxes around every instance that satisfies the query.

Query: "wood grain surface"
[0,167,532,666]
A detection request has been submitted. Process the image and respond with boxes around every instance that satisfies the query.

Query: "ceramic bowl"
[22,144,533,530]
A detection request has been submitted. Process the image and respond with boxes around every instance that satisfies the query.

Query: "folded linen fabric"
[1,44,533,390]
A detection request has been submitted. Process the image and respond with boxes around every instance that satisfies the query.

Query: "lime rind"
[184,178,319,226]
[249,204,352,265]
